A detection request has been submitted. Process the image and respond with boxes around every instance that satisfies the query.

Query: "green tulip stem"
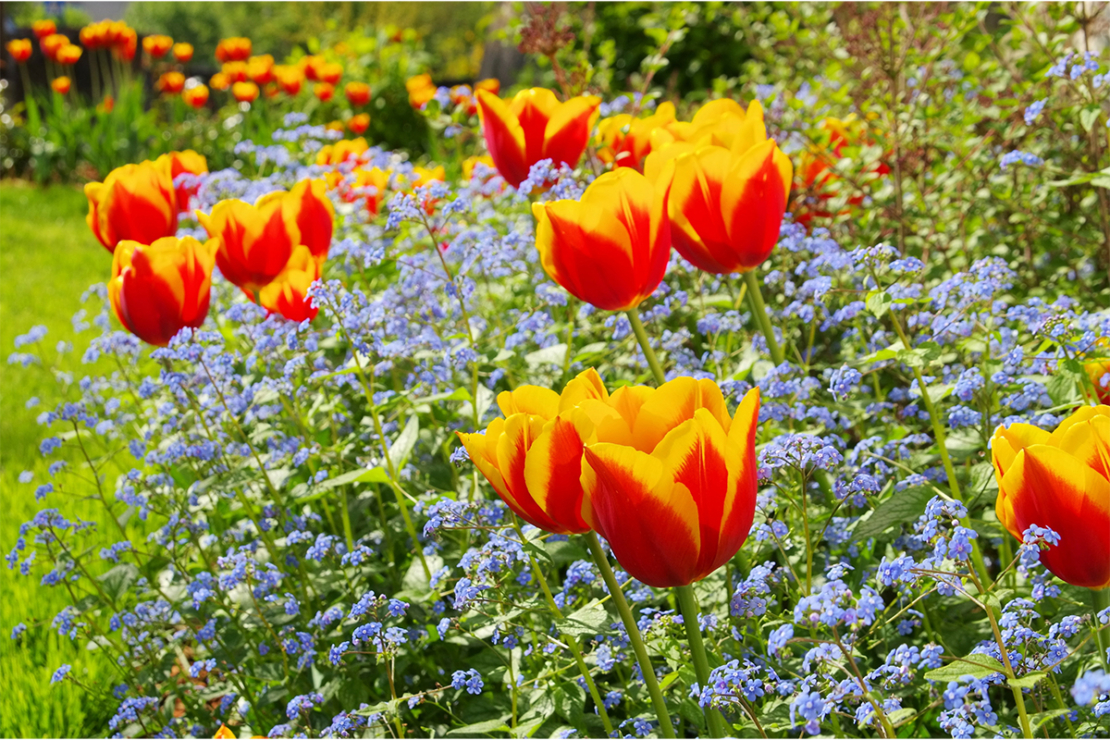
[512,521,613,735]
[586,532,675,738]
[626,306,667,386]
[1093,587,1109,670]
[742,270,785,366]
[675,584,729,738]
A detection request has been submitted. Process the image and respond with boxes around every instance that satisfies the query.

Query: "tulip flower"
[142,34,173,59]
[32,20,57,40]
[222,61,248,83]
[406,73,436,108]
[41,33,68,61]
[345,81,371,107]
[214,725,235,740]
[596,102,677,172]
[215,37,251,63]
[348,113,370,135]
[232,81,259,103]
[655,103,793,275]
[183,83,209,109]
[7,39,32,63]
[85,160,178,252]
[109,236,218,346]
[319,62,342,85]
[274,65,303,96]
[155,150,208,214]
[248,54,274,85]
[313,82,335,102]
[794,116,890,226]
[476,88,601,189]
[1088,361,1110,404]
[196,192,297,296]
[302,55,326,81]
[457,369,612,534]
[80,23,106,49]
[315,138,368,167]
[532,168,670,312]
[51,76,71,95]
[259,246,321,323]
[463,155,497,183]
[172,42,193,63]
[209,73,230,92]
[350,166,389,217]
[56,44,81,65]
[284,179,334,262]
[579,379,761,588]
[156,71,185,95]
[992,406,1110,589]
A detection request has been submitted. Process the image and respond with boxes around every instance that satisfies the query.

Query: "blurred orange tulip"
[274,65,303,96]
[7,39,32,63]
[183,84,210,109]
[476,88,601,189]
[596,102,677,172]
[248,54,274,85]
[215,37,251,63]
[109,236,218,347]
[457,370,610,535]
[157,71,185,95]
[51,76,71,94]
[85,160,179,252]
[222,61,248,83]
[32,20,57,40]
[319,62,342,85]
[302,55,325,81]
[347,166,389,217]
[348,113,370,135]
[40,33,68,61]
[156,150,208,214]
[259,246,321,323]
[315,138,368,167]
[213,725,235,740]
[1088,360,1110,404]
[313,82,335,102]
[655,101,793,275]
[406,73,436,109]
[582,379,762,588]
[172,42,193,63]
[56,44,82,65]
[345,81,371,106]
[79,23,106,49]
[197,194,297,296]
[532,168,670,312]
[209,73,230,91]
[992,406,1110,589]
[232,81,259,103]
[286,179,334,262]
[142,34,173,59]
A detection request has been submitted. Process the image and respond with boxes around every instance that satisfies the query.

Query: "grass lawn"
[0,181,121,737]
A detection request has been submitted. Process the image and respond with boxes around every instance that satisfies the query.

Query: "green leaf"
[1028,708,1072,731]
[851,485,933,543]
[1008,671,1046,690]
[860,340,906,366]
[446,717,511,737]
[510,717,545,738]
[559,600,609,639]
[357,467,391,485]
[525,344,567,368]
[1079,107,1102,133]
[865,289,892,319]
[97,563,139,602]
[389,415,420,470]
[923,654,1005,683]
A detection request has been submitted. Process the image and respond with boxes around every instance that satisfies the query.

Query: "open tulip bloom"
[85,160,179,252]
[992,405,1110,590]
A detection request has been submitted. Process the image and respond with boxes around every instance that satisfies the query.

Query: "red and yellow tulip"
[457,369,611,534]
[476,88,601,189]
[50,76,71,95]
[141,34,173,59]
[345,81,371,107]
[172,42,193,63]
[156,71,185,95]
[406,74,436,109]
[155,150,208,215]
[85,160,179,252]
[183,84,209,109]
[992,406,1110,589]
[652,101,793,274]
[109,236,218,346]
[7,39,32,63]
[56,44,81,65]
[259,245,321,323]
[348,113,370,135]
[232,81,259,103]
[32,20,57,40]
[596,102,677,172]
[215,37,251,63]
[532,168,670,312]
[581,379,761,587]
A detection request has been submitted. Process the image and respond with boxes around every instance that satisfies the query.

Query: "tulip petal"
[1000,445,1110,588]
[457,423,512,504]
[583,443,701,587]
[666,146,737,274]
[716,388,760,574]
[496,414,559,530]
[632,377,730,453]
[524,417,592,534]
[477,90,529,188]
[542,95,601,170]
[512,88,561,165]
[720,139,790,272]
[558,368,609,412]
[1052,409,1110,480]
[497,386,560,419]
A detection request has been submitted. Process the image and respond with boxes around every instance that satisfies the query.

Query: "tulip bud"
[50,76,71,95]
[141,34,173,59]
[345,81,371,107]
[232,81,259,103]
[172,42,194,63]
[313,82,334,102]
[532,168,671,312]
[348,113,370,135]
[157,71,185,95]
[7,39,32,63]
[183,84,209,109]
[109,236,218,346]
[85,160,178,252]
[476,88,601,189]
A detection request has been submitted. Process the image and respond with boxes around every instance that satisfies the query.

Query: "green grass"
[0,182,120,737]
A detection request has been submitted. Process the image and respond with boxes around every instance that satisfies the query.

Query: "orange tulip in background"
[596,102,677,172]
[274,65,303,96]
[314,83,335,103]
[258,245,321,323]
[85,160,179,252]
[652,100,793,275]
[232,81,259,103]
[1088,361,1110,404]
[345,81,371,107]
[476,87,601,189]
[795,116,890,226]
[316,138,369,167]
[109,236,218,346]
[215,37,251,63]
[32,20,57,40]
[157,72,186,95]
[56,44,82,65]
[248,54,275,85]
[183,84,209,109]
[457,370,610,534]
[532,168,670,312]
[40,33,68,61]
[209,73,230,92]
[406,73,436,109]
[348,113,370,135]
[142,34,173,59]
[172,42,194,63]
[7,39,32,63]
[51,76,71,95]
[155,150,208,214]
[581,379,761,588]
[992,405,1110,589]
[302,55,326,81]
[319,62,343,86]
[222,61,249,83]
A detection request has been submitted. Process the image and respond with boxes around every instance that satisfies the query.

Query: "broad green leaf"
[389,415,420,470]
[525,343,567,368]
[445,717,511,736]
[97,563,139,602]
[1079,107,1102,133]
[866,289,892,319]
[851,485,934,543]
[559,600,609,639]
[1008,671,1046,690]
[924,654,1005,683]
